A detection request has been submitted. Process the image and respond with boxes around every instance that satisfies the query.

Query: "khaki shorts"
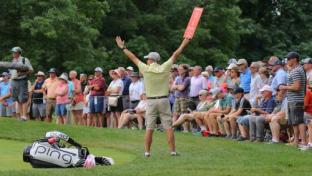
[173,97,189,113]
[145,98,172,130]
[46,99,56,117]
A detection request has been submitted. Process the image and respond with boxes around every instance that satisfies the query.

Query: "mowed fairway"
[0,118,311,176]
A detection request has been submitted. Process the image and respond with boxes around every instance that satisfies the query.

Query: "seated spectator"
[227,64,240,89]
[172,89,216,132]
[223,87,251,139]
[55,73,69,125]
[259,67,270,85]
[0,72,13,117]
[30,71,46,120]
[206,88,232,136]
[246,85,276,142]
[268,85,287,144]
[118,93,147,130]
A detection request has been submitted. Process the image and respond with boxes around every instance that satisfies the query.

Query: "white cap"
[59,73,68,82]
[35,71,45,76]
[11,46,22,53]
[144,52,160,61]
[227,63,238,70]
[94,67,103,72]
[126,66,134,71]
[209,88,221,97]
[237,58,248,65]
[199,89,209,96]
[260,85,273,92]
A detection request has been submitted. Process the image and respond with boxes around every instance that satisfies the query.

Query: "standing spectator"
[280,52,307,146]
[69,71,84,125]
[302,58,312,87]
[270,59,287,95]
[237,59,251,98]
[189,66,208,107]
[107,69,124,128]
[88,67,107,128]
[55,73,69,125]
[249,62,264,104]
[171,64,191,123]
[42,68,59,122]
[9,47,33,120]
[0,72,13,117]
[211,66,225,89]
[126,66,134,76]
[118,67,131,110]
[129,72,144,109]
[29,71,46,120]
[115,36,190,157]
[169,66,179,111]
[80,73,88,94]
[205,65,215,86]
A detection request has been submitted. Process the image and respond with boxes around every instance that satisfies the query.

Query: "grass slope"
[0,118,311,176]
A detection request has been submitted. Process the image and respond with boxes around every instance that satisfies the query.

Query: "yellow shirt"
[137,58,173,97]
[42,78,60,99]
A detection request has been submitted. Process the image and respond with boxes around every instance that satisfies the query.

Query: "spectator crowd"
[2,46,312,150]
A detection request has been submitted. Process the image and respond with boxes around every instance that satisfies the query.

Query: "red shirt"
[72,79,84,103]
[304,88,312,114]
[90,76,107,96]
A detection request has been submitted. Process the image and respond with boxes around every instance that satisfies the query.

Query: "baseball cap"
[272,59,284,66]
[130,72,140,77]
[1,72,9,77]
[199,89,209,96]
[214,66,224,72]
[237,59,248,65]
[300,58,312,65]
[35,71,45,76]
[286,51,300,60]
[11,46,22,53]
[227,63,238,70]
[233,87,245,94]
[48,68,56,73]
[144,52,161,61]
[126,66,134,71]
[260,85,273,92]
[59,73,68,82]
[94,67,103,72]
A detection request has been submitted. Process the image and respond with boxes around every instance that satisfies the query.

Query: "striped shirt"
[287,65,306,102]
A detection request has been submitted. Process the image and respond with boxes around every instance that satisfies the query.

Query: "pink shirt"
[56,82,69,104]
[72,79,84,103]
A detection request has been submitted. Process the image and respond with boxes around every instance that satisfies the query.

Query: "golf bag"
[23,131,114,168]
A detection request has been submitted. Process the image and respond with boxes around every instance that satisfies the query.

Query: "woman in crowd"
[55,73,69,125]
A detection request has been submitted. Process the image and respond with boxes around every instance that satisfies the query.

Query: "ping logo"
[34,145,73,164]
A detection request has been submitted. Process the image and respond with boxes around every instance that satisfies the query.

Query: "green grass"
[0,118,312,176]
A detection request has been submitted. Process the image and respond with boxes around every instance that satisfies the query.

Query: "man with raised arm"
[115,36,190,157]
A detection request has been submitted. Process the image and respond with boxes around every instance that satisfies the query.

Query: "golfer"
[115,36,190,157]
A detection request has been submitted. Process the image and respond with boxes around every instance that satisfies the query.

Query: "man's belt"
[147,96,168,100]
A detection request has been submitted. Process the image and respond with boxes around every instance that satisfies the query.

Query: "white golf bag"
[23,131,114,168]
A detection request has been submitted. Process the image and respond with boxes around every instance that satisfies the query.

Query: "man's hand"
[115,36,125,49]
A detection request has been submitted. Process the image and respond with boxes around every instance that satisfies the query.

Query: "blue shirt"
[0,81,13,105]
[122,76,132,95]
[239,68,251,93]
[270,68,287,95]
[258,96,276,115]
[68,81,74,98]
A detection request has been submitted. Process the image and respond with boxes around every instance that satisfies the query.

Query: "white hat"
[94,67,103,72]
[59,73,68,82]
[201,71,209,77]
[237,58,248,65]
[227,63,238,70]
[209,88,221,97]
[199,89,209,96]
[144,52,160,61]
[11,46,22,53]
[126,66,134,71]
[260,85,273,92]
[35,71,45,76]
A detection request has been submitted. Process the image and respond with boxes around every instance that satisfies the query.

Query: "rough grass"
[0,118,311,176]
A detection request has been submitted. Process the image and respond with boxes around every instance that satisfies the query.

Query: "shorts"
[83,106,90,114]
[145,98,172,130]
[56,104,67,116]
[11,79,28,103]
[89,96,104,114]
[46,99,56,117]
[122,95,130,110]
[110,96,123,112]
[288,102,304,125]
[71,102,84,111]
[32,103,46,119]
[237,115,250,127]
[304,112,312,125]
[173,97,189,113]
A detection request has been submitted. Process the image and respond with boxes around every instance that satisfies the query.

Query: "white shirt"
[189,75,208,97]
[307,70,312,87]
[108,79,124,95]
[250,73,263,102]
[129,81,144,101]
[135,100,147,111]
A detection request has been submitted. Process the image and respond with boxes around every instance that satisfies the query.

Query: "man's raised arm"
[171,38,191,63]
[115,36,141,65]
